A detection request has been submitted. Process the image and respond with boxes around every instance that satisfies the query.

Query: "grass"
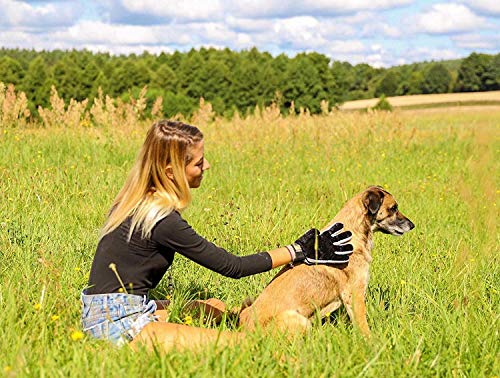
[0,107,499,377]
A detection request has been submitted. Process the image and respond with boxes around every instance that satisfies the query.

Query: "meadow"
[0,90,498,376]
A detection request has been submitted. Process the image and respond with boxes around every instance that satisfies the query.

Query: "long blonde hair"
[101,120,203,240]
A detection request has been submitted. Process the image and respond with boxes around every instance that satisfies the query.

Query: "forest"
[0,47,499,118]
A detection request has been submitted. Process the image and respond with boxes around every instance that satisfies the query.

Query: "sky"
[0,0,498,67]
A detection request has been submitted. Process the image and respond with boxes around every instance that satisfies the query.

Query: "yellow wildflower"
[70,331,84,341]
[183,315,193,325]
[51,315,60,321]
[34,303,41,311]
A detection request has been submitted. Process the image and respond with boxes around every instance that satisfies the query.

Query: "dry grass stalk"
[320,100,330,115]
[191,97,215,126]
[151,97,163,118]
[261,102,281,123]
[90,86,150,128]
[130,86,148,118]
[38,86,88,128]
[0,82,31,128]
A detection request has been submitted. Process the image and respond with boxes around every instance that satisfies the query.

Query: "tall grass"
[0,84,498,377]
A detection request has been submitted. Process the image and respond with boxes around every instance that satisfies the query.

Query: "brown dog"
[239,186,415,336]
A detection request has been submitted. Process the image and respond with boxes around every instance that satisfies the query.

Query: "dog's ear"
[363,188,384,215]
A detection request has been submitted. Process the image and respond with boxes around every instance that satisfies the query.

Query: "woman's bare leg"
[129,322,244,352]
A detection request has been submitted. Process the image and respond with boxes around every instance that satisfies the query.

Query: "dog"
[239,186,415,336]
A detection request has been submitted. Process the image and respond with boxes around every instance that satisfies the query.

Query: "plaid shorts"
[81,291,158,346]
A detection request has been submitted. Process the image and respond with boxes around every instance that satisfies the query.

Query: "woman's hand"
[287,223,353,265]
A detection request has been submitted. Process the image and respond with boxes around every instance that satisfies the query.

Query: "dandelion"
[74,267,81,272]
[34,303,42,311]
[109,263,128,294]
[70,331,84,341]
[183,315,193,325]
[4,366,11,373]
[51,315,60,321]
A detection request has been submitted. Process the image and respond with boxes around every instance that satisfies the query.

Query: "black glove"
[286,223,353,265]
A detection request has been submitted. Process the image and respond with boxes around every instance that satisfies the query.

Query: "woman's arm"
[152,212,276,278]
[152,212,352,278]
[267,247,293,268]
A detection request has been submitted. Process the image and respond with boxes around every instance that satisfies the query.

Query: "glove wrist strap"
[286,243,305,263]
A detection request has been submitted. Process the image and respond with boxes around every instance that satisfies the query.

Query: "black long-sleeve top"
[86,211,273,296]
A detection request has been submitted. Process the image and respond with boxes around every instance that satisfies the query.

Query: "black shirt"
[86,211,273,296]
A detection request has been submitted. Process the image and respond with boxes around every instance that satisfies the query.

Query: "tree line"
[0,47,499,118]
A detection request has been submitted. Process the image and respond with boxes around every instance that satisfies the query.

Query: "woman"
[81,120,353,351]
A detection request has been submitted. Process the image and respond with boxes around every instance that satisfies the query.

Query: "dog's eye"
[391,205,398,212]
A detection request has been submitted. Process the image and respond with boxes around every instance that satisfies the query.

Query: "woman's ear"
[165,165,174,180]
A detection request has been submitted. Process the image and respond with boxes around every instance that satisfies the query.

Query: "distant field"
[0,105,499,377]
[340,91,500,110]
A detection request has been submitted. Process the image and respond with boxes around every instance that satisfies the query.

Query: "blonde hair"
[101,120,203,240]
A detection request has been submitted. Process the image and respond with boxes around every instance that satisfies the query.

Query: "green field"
[0,107,498,377]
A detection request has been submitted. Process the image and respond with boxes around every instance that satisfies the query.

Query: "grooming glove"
[287,223,353,265]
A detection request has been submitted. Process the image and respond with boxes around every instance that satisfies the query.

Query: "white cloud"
[415,3,486,34]
[452,33,500,49]
[0,30,34,47]
[120,0,224,21]
[60,21,156,45]
[225,16,273,33]
[304,0,414,13]
[460,0,500,16]
[43,20,255,51]
[402,46,462,62]
[328,40,366,54]
[0,0,80,28]
[271,17,326,49]
[361,21,401,38]
[228,0,413,18]
[339,11,377,24]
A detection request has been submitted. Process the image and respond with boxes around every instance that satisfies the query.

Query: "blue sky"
[0,0,498,67]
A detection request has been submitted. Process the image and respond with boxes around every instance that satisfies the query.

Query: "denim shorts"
[81,291,158,346]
